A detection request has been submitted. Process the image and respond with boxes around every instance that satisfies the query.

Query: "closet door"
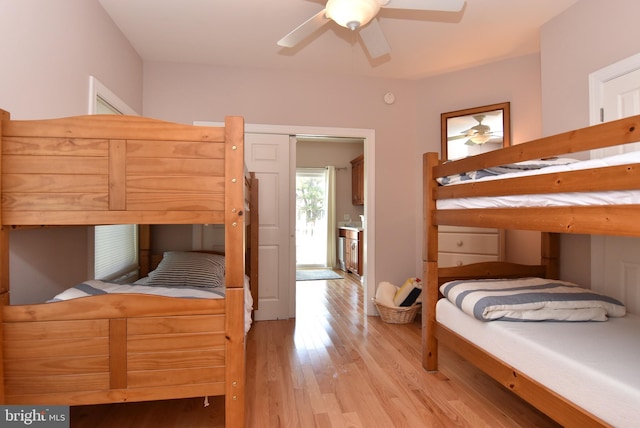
[245,133,294,321]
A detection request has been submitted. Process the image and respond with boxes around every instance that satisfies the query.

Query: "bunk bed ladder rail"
[223,115,247,428]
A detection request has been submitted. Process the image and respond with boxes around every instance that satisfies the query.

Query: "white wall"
[0,0,143,303]
[540,0,640,286]
[0,0,142,119]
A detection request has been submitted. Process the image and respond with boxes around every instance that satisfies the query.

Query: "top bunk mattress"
[437,150,640,210]
[436,298,640,427]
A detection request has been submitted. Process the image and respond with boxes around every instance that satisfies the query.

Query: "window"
[95,96,122,115]
[89,76,139,281]
[94,225,138,281]
[88,75,138,115]
[296,168,329,267]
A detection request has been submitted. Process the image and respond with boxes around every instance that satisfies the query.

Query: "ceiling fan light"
[326,0,381,30]
[469,133,491,145]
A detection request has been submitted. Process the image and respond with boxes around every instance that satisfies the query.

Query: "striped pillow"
[147,251,225,288]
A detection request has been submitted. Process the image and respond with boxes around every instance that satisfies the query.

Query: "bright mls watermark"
[0,406,69,427]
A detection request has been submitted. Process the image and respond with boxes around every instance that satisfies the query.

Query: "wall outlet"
[343,214,351,220]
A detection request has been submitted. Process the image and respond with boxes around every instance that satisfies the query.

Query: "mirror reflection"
[441,102,510,160]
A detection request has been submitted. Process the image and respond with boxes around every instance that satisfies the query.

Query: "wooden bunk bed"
[423,114,640,428]
[0,109,258,428]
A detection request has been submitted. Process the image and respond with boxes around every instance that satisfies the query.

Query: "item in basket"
[375,281,398,307]
[394,277,422,307]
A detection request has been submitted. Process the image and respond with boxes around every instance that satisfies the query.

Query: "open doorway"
[295,138,364,283]
[239,123,376,321]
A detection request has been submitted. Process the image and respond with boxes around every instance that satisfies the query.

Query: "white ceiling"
[98,0,578,80]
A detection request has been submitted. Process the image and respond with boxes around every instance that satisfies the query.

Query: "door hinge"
[600,107,605,122]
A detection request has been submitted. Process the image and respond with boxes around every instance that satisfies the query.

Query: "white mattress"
[437,151,640,209]
[436,298,640,427]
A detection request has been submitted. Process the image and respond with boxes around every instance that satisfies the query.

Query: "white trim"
[289,137,297,317]
[88,76,138,115]
[196,120,377,315]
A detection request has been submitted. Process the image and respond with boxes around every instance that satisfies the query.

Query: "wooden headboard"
[0,112,244,226]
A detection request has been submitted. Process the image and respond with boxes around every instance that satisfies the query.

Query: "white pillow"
[375,281,398,307]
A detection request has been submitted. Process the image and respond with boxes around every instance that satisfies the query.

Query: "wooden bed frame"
[423,114,640,427]
[0,110,258,428]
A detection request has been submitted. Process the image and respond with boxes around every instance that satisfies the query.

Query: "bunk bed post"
[422,152,440,371]
[224,116,246,428]
[0,108,8,403]
[541,232,560,279]
[137,225,151,277]
[248,172,259,311]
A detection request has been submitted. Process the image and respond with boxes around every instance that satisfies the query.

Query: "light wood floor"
[71,272,559,427]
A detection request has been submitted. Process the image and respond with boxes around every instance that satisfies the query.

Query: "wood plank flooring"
[71,272,559,427]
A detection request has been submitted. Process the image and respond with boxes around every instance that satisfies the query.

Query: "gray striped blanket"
[49,279,226,302]
[440,277,626,322]
[436,157,578,185]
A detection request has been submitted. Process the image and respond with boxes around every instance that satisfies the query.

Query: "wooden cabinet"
[438,226,504,267]
[351,154,364,205]
[339,227,363,276]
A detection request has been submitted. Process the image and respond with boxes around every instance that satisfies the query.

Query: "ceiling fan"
[448,115,502,145]
[277,0,465,59]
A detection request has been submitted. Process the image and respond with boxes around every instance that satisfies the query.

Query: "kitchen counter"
[338,227,363,277]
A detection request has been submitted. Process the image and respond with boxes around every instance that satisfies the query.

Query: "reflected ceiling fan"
[448,115,502,145]
[277,0,465,59]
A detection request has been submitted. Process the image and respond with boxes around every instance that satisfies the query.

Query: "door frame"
[588,52,640,125]
[196,121,377,316]
[247,123,376,317]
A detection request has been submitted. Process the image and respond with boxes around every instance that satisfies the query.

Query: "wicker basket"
[373,299,421,324]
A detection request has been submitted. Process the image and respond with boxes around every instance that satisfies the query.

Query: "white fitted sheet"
[437,151,640,209]
[436,298,640,427]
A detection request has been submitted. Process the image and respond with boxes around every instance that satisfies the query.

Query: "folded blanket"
[440,277,626,322]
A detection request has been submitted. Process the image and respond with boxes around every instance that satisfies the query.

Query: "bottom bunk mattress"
[50,276,254,334]
[436,298,640,427]
[50,251,254,333]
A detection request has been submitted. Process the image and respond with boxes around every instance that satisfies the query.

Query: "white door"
[245,133,294,321]
[590,57,640,311]
[593,67,640,157]
[602,67,640,122]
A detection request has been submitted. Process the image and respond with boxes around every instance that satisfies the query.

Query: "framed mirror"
[441,102,510,160]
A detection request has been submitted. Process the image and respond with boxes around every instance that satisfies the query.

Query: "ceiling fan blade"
[383,0,465,12]
[277,9,330,48]
[359,18,391,59]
